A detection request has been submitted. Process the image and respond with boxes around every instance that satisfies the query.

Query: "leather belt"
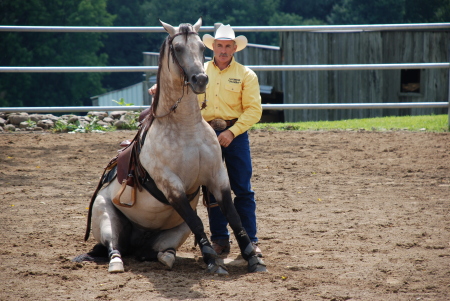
[207,118,237,131]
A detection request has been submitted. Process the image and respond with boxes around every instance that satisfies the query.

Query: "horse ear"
[193,17,202,33]
[159,19,176,37]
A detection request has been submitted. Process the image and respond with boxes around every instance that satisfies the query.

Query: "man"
[149,24,263,257]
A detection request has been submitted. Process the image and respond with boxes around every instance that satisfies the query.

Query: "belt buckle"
[209,119,227,131]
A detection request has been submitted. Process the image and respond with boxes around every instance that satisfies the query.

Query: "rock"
[37,119,54,129]
[34,127,44,131]
[42,114,59,122]
[88,111,108,120]
[8,113,29,125]
[68,116,79,124]
[0,117,5,126]
[103,117,114,124]
[19,121,30,129]
[114,120,129,129]
[29,114,46,122]
[61,114,77,120]
[81,116,92,123]
[97,120,110,127]
[4,124,16,131]
[110,111,127,120]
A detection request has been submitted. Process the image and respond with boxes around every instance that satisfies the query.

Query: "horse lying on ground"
[73,18,266,275]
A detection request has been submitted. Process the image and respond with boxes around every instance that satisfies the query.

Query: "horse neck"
[155,58,203,127]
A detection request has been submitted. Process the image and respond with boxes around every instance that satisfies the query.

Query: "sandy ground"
[1,129,449,301]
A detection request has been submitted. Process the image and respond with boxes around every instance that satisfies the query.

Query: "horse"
[73,18,266,275]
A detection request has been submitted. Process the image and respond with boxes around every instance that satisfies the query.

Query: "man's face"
[212,39,237,65]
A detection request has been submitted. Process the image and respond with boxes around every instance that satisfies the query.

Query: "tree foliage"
[0,0,114,107]
[0,0,448,108]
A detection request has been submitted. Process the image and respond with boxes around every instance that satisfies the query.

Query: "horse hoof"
[207,263,229,276]
[248,256,268,273]
[108,257,124,273]
[157,251,175,269]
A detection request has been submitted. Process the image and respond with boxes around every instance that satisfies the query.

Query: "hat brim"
[203,34,248,52]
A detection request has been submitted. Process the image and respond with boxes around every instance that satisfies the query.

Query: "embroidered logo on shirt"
[228,78,241,84]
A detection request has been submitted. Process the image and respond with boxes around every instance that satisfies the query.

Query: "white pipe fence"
[0,23,449,115]
[0,103,446,114]
[1,23,449,33]
[1,63,449,73]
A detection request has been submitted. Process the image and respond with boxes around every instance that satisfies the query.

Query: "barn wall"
[234,45,283,93]
[281,31,449,122]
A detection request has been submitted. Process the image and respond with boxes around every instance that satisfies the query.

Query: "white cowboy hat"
[203,24,248,52]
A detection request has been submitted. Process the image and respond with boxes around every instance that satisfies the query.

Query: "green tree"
[0,0,114,107]
[327,0,406,24]
[101,0,150,91]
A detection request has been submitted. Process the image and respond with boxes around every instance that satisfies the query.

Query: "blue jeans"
[208,130,258,243]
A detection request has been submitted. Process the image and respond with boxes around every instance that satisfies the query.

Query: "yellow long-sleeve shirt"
[199,57,262,137]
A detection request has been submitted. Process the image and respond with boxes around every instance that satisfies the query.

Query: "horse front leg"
[212,187,267,273]
[167,191,228,275]
[91,193,131,273]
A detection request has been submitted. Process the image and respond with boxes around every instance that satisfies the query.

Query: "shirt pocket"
[224,83,242,108]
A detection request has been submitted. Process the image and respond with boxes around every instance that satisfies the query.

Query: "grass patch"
[252,115,449,132]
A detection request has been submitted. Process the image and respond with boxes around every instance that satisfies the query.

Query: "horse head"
[159,18,208,94]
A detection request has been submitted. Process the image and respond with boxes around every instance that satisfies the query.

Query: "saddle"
[84,110,199,241]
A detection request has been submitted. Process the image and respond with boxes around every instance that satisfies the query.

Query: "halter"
[152,31,207,118]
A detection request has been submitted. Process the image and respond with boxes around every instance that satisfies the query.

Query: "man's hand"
[218,130,235,147]
[148,84,157,96]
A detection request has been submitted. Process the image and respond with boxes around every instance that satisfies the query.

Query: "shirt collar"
[212,56,235,70]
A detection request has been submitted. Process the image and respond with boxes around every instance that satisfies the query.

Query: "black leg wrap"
[247,255,267,273]
[234,229,255,261]
[198,237,218,264]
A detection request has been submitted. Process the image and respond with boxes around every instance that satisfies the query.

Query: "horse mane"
[152,23,195,113]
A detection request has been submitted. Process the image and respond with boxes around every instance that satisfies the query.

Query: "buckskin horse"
[73,18,266,275]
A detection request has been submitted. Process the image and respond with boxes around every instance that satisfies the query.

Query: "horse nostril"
[191,75,198,84]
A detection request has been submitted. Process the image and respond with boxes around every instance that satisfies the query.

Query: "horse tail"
[72,243,109,263]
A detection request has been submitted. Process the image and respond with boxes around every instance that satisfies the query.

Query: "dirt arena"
[1,129,449,301]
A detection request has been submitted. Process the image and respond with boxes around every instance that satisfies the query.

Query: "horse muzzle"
[186,73,208,94]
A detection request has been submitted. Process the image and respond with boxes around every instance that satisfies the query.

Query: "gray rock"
[8,113,29,125]
[110,111,127,120]
[114,120,129,129]
[4,124,16,131]
[0,117,5,126]
[97,120,110,127]
[42,114,59,122]
[68,116,79,124]
[37,120,54,129]
[19,121,30,129]
[103,117,114,124]
[88,111,108,120]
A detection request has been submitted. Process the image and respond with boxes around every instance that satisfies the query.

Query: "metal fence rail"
[0,102,447,114]
[1,23,449,116]
[1,23,449,33]
[1,63,449,73]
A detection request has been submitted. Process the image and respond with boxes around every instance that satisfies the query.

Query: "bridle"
[152,31,207,119]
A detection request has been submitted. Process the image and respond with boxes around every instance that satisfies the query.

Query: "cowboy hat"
[203,24,248,52]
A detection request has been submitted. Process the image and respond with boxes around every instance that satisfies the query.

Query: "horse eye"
[174,44,183,52]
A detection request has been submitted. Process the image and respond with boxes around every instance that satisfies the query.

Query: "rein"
[152,31,207,119]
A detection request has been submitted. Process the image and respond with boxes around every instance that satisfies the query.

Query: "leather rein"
[152,31,207,119]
